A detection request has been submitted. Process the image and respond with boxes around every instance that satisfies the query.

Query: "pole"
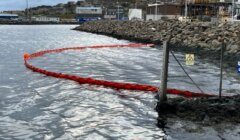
[26,0,29,20]
[155,1,157,21]
[158,41,169,103]
[117,0,120,21]
[185,0,188,18]
[219,41,224,98]
[135,0,137,8]
[232,0,234,21]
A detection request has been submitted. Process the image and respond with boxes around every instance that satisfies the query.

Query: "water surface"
[0,25,239,139]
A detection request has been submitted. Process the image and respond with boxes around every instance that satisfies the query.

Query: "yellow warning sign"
[185,54,194,65]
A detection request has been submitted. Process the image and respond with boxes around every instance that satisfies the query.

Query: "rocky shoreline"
[0,20,79,25]
[74,20,240,69]
[74,20,240,126]
[156,95,240,126]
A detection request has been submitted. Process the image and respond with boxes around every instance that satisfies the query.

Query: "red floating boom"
[24,43,215,98]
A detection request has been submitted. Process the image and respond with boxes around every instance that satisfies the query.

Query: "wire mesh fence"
[164,41,240,97]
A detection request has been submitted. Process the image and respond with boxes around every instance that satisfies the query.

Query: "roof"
[148,3,181,7]
[148,3,163,7]
[0,13,18,17]
[32,16,59,18]
[76,7,102,10]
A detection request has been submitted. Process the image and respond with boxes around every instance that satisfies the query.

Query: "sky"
[0,0,79,11]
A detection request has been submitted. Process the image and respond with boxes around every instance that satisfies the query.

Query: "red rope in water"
[23,43,215,98]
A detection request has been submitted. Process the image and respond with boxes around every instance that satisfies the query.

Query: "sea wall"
[74,20,240,68]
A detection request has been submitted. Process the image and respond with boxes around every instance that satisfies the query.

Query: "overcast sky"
[0,0,79,11]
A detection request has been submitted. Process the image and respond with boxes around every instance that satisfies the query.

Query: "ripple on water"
[0,25,239,139]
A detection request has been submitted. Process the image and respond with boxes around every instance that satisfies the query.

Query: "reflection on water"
[0,25,239,139]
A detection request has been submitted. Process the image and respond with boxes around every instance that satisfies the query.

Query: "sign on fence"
[185,54,195,65]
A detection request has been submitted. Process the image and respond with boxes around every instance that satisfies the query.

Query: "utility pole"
[158,41,170,103]
[232,0,234,21]
[117,0,120,20]
[185,0,188,18]
[155,0,158,21]
[219,40,225,98]
[135,0,137,8]
[26,0,29,20]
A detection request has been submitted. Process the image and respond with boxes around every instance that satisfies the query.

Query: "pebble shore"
[74,20,240,68]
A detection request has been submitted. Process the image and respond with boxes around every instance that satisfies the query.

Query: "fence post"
[219,41,224,98]
[158,41,169,103]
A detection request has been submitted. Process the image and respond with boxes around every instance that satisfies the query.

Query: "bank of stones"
[74,20,240,68]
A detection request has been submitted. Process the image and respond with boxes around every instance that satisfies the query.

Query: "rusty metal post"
[219,41,224,98]
[158,41,169,103]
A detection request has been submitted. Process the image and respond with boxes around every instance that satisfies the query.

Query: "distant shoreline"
[0,21,80,25]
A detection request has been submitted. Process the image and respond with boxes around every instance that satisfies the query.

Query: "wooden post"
[158,41,169,103]
[219,41,224,98]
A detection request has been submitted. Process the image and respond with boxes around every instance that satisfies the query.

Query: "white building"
[76,7,102,14]
[0,14,18,20]
[32,16,60,22]
[128,9,143,20]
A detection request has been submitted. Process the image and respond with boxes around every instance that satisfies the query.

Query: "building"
[146,3,181,20]
[75,6,103,22]
[31,16,60,22]
[182,0,233,20]
[61,18,77,23]
[146,0,234,21]
[0,14,18,20]
[104,15,116,20]
[104,6,124,20]
[128,9,143,20]
[76,6,102,15]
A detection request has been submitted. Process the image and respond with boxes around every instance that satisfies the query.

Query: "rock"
[194,26,199,30]
[208,33,215,38]
[198,42,209,48]
[228,45,239,53]
[211,39,222,47]
[150,27,156,31]
[231,32,237,37]
[218,23,224,27]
